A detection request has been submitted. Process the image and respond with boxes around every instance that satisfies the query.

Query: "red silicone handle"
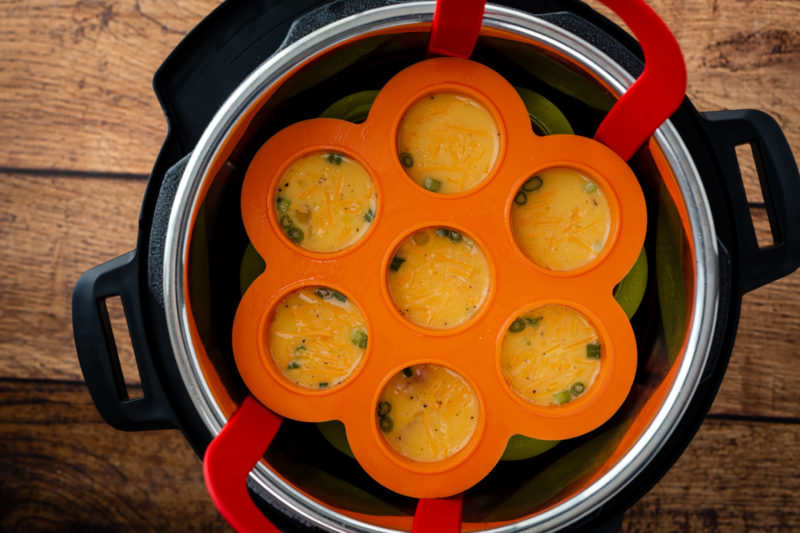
[203,395,283,533]
[412,494,463,533]
[428,0,486,58]
[593,0,687,160]
[428,0,685,158]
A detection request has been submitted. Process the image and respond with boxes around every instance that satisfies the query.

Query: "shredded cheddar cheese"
[387,228,490,329]
[377,364,479,462]
[397,93,500,194]
[500,305,601,406]
[269,286,367,390]
[511,167,611,271]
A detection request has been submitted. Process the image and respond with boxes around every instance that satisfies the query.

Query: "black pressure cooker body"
[72,1,800,531]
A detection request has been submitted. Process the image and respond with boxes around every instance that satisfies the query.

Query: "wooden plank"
[0,0,218,173]
[709,209,800,417]
[712,271,800,417]
[623,417,800,531]
[1,380,796,531]
[669,0,800,205]
[0,380,229,531]
[0,173,145,383]
[2,0,798,185]
[748,206,774,248]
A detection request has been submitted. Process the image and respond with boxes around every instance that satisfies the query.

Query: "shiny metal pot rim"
[163,2,719,531]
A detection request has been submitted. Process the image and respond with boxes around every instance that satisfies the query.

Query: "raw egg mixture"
[274,151,377,253]
[396,93,500,194]
[376,364,480,462]
[387,227,490,329]
[269,286,367,390]
[500,304,601,406]
[511,167,611,271]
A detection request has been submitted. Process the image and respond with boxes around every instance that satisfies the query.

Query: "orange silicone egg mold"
[233,57,646,498]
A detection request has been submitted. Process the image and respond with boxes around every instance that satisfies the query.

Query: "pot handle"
[701,109,800,293]
[72,251,176,430]
[203,395,283,533]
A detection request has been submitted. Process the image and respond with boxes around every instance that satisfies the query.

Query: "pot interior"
[182,22,698,531]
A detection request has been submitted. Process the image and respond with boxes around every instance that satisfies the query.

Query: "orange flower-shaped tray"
[233,57,646,498]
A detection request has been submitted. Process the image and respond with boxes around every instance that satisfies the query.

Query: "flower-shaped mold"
[234,57,647,498]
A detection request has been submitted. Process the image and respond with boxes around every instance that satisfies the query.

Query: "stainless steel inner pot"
[162,2,718,531]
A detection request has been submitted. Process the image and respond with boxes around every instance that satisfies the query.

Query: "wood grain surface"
[0,173,144,384]
[1,0,799,531]
[0,380,229,531]
[0,0,219,174]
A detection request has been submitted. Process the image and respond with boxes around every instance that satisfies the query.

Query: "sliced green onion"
[314,287,332,299]
[363,208,374,222]
[377,401,392,418]
[315,287,347,302]
[287,226,304,243]
[286,360,301,370]
[514,191,528,205]
[436,228,451,239]
[509,318,525,333]
[553,390,572,405]
[525,316,543,328]
[326,153,343,165]
[522,176,543,192]
[400,152,414,168]
[570,382,585,396]
[279,214,293,229]
[583,181,598,194]
[586,342,601,359]
[276,197,291,212]
[402,367,413,378]
[318,382,329,388]
[294,345,307,352]
[351,329,368,349]
[423,176,442,192]
[448,230,463,243]
[389,256,406,272]
[379,416,393,433]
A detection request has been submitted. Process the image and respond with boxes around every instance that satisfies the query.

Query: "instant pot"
[72,1,800,531]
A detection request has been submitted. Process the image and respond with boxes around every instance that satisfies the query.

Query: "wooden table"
[1,0,798,530]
